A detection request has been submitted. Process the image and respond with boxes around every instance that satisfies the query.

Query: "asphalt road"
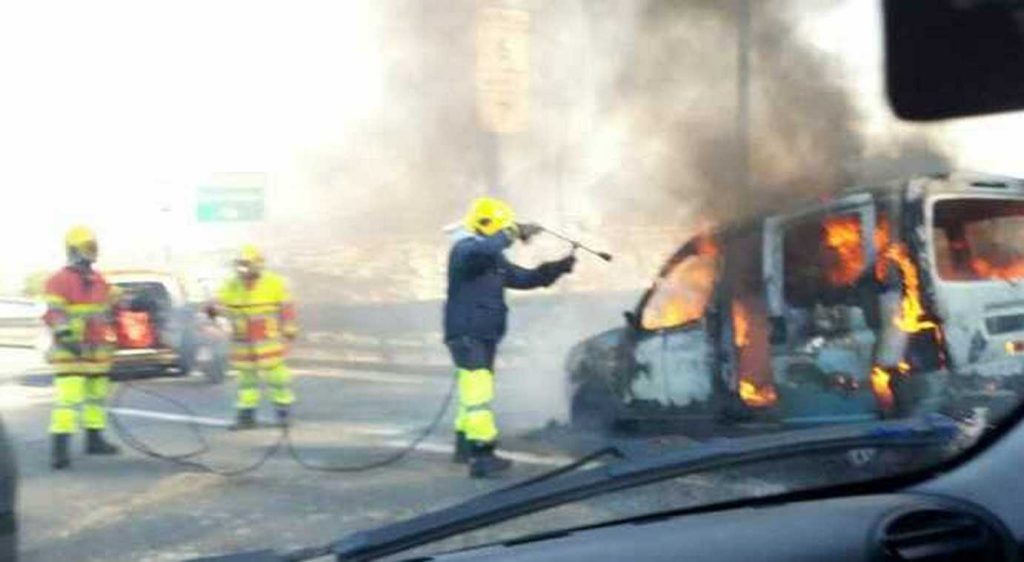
[0,343,934,562]
[0,344,688,562]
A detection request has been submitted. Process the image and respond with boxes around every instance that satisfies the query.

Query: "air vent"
[986,313,1024,335]
[879,509,1005,562]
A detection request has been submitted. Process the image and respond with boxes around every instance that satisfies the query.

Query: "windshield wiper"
[192,415,959,562]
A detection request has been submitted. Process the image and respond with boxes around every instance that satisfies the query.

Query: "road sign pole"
[475,4,529,198]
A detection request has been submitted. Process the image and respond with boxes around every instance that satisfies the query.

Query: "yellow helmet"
[238,244,264,266]
[65,225,98,264]
[464,197,516,236]
[235,244,264,279]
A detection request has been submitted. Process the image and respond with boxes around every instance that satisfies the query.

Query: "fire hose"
[110,225,609,474]
[108,373,457,476]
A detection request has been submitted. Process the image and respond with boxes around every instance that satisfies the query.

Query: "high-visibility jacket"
[216,271,297,369]
[43,266,117,375]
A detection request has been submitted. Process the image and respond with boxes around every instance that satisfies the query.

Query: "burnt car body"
[107,270,229,383]
[567,172,1024,433]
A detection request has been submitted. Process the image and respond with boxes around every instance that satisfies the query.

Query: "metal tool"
[538,226,613,262]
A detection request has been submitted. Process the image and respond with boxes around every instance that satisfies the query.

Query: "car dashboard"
[425,491,1018,562]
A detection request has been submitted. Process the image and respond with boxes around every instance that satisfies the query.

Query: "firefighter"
[44,226,120,470]
[212,245,298,429]
[445,197,576,478]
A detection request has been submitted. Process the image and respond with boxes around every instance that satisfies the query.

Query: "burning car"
[567,172,1024,432]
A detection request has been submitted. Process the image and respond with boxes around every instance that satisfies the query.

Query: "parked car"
[567,172,1024,433]
[107,270,229,383]
[0,414,17,561]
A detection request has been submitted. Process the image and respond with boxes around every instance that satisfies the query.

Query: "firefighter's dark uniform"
[444,229,573,475]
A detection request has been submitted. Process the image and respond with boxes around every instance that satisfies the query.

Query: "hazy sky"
[2,0,1023,289]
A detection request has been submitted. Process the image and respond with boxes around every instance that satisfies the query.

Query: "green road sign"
[196,186,264,222]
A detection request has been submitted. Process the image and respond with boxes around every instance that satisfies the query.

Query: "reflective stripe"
[458,369,498,443]
[458,369,495,407]
[82,377,110,429]
[224,304,281,314]
[464,410,498,443]
[45,294,68,306]
[51,376,85,434]
[66,303,109,314]
[265,364,295,406]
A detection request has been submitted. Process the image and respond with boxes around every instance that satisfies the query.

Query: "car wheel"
[570,380,619,432]
[200,349,228,385]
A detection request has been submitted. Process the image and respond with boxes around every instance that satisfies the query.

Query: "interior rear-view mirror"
[885,1,1024,120]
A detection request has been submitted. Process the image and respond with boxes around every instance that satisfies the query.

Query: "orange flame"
[739,380,778,408]
[884,243,938,334]
[870,366,894,411]
[822,215,864,287]
[732,300,777,408]
[642,236,719,330]
[696,232,719,258]
[732,300,750,348]
[969,257,1024,280]
[868,240,946,413]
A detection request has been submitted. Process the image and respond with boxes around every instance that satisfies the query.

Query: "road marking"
[290,368,432,385]
[107,407,573,467]
[383,440,573,467]
[107,408,414,438]
[0,383,51,409]
[109,407,232,428]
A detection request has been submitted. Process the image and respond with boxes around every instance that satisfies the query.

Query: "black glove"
[516,222,543,243]
[552,254,576,275]
[55,333,83,356]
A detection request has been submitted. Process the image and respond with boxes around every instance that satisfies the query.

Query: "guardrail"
[0,298,45,349]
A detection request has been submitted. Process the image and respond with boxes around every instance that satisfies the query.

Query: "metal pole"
[736,0,751,195]
[486,132,504,198]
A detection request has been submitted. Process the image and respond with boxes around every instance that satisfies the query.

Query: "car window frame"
[634,236,722,334]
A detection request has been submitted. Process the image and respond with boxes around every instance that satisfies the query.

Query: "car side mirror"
[624,311,639,330]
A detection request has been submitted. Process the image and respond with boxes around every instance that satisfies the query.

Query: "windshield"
[2,1,1023,561]
[933,198,1024,281]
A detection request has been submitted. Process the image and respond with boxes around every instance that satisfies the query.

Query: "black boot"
[230,408,257,430]
[85,429,120,455]
[51,434,71,470]
[452,432,470,464]
[468,442,512,478]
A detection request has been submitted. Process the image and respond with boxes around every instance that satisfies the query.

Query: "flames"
[869,367,894,411]
[732,299,778,408]
[969,257,1024,280]
[696,231,719,258]
[822,215,864,287]
[739,380,778,408]
[884,243,938,334]
[642,233,720,330]
[819,214,945,414]
[873,242,944,413]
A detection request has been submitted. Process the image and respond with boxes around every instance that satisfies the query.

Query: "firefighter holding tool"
[445,197,576,478]
[44,226,121,470]
[210,245,298,429]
